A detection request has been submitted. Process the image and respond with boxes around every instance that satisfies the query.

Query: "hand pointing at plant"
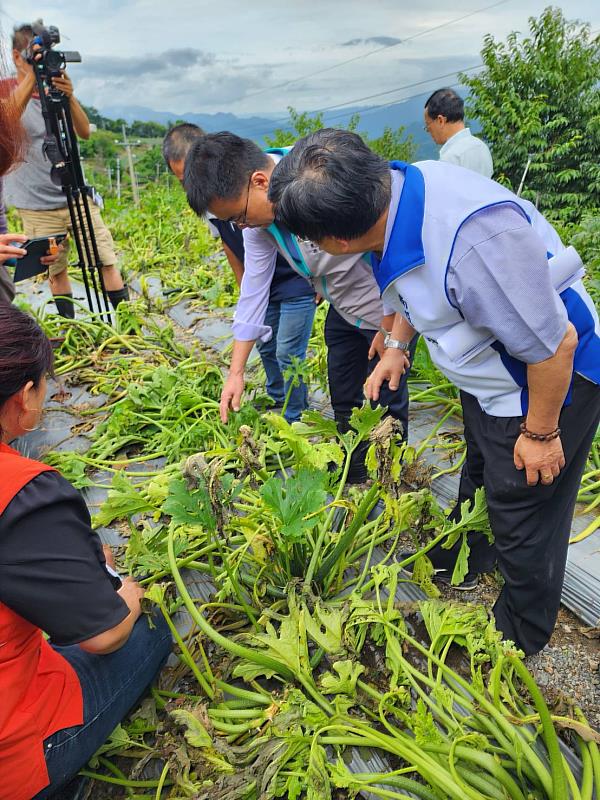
[220,371,245,423]
[220,340,256,423]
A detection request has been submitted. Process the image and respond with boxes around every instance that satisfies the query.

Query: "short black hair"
[424,88,464,122]
[269,128,391,242]
[162,123,205,170]
[183,131,270,218]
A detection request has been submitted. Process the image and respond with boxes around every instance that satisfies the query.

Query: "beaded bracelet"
[519,422,561,441]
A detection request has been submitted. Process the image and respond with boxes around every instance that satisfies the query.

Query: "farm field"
[13,180,600,800]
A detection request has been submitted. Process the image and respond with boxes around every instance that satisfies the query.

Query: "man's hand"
[368,330,386,360]
[0,233,27,264]
[40,240,66,267]
[220,372,245,423]
[51,70,74,98]
[365,348,410,402]
[117,576,145,612]
[514,435,566,486]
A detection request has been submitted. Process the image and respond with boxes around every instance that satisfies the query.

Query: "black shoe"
[399,551,479,590]
[433,570,479,591]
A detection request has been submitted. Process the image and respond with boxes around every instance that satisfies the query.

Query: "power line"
[324,79,467,127]
[240,62,482,138]
[239,0,511,102]
[309,64,482,116]
[241,15,600,138]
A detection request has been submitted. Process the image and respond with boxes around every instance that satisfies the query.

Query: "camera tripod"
[33,66,113,321]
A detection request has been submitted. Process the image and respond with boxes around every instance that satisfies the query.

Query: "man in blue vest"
[182,132,416,483]
[269,128,600,655]
[162,124,316,424]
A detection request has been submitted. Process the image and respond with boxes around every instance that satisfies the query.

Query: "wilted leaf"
[170,707,213,748]
[319,660,365,694]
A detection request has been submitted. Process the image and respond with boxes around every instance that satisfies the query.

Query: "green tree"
[460,6,600,222]
[363,126,416,162]
[265,107,414,161]
[78,130,119,160]
[130,120,168,139]
[265,107,328,147]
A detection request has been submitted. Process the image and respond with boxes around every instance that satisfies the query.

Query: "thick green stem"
[158,603,214,698]
[510,656,569,800]
[168,524,295,681]
[316,482,381,585]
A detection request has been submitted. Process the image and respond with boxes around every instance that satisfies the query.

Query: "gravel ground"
[441,572,600,732]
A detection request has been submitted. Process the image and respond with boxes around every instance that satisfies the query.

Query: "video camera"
[23,21,81,84]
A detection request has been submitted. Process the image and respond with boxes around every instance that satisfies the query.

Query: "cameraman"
[5,23,129,318]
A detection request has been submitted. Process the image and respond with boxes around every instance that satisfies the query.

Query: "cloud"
[73,54,275,113]
[341,36,402,47]
[77,48,216,78]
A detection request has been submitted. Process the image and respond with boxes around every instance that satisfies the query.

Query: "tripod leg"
[72,190,111,317]
[64,190,95,312]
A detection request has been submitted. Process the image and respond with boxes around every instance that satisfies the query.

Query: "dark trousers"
[34,612,172,798]
[429,375,600,655]
[324,305,416,434]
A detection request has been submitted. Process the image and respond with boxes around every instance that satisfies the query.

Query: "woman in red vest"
[0,302,172,800]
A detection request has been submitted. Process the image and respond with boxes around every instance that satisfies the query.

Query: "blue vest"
[373,160,600,416]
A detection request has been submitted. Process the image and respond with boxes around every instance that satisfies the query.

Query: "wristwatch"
[383,333,411,351]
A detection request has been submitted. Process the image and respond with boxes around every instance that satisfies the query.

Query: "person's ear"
[437,115,446,125]
[333,238,352,253]
[252,171,270,192]
[19,380,36,411]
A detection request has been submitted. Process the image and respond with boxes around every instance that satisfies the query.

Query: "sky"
[0,0,598,117]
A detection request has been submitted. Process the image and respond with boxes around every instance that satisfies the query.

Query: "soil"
[441,571,600,732]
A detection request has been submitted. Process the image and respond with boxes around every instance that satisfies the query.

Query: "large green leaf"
[260,468,327,542]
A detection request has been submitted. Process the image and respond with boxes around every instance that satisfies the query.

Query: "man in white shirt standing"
[424,87,493,178]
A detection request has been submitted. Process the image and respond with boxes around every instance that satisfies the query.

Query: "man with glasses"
[163,124,315,423]
[183,132,416,483]
[424,87,493,177]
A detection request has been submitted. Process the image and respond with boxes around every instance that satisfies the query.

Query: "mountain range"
[99,91,440,160]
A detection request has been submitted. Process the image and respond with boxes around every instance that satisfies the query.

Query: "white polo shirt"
[439,127,493,178]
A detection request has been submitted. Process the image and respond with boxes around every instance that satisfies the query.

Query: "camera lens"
[45,50,62,69]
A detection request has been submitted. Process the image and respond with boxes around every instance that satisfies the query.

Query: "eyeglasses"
[224,173,253,226]
[423,115,446,132]
[296,235,319,248]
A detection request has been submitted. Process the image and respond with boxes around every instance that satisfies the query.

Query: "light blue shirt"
[439,127,493,178]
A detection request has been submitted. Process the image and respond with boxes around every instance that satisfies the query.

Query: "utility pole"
[107,164,112,193]
[116,124,141,207]
[517,154,533,197]
[116,157,121,201]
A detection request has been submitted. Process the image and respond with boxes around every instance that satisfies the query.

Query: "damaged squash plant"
[143,547,600,800]
[156,404,491,607]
